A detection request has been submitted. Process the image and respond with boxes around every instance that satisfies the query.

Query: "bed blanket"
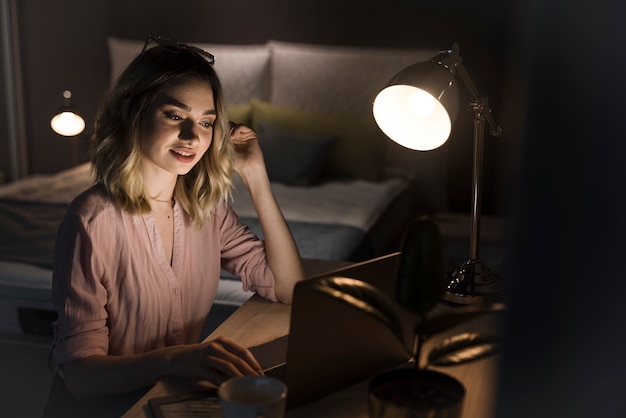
[0,198,67,269]
[0,198,367,272]
[239,216,367,261]
[230,175,408,231]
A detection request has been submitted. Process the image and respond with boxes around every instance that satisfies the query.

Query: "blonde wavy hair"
[90,44,232,228]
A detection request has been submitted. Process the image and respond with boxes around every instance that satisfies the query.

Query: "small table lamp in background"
[373,43,502,304]
[50,90,86,166]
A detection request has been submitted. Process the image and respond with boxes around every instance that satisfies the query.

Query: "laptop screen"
[249,253,413,409]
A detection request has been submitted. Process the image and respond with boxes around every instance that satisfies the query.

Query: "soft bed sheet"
[0,163,409,232]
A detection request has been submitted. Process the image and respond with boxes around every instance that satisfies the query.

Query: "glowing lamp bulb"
[50,90,85,136]
[50,111,85,136]
[407,89,436,118]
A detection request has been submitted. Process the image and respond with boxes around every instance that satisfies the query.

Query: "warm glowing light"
[373,85,451,151]
[407,89,436,118]
[51,90,86,137]
[50,111,85,136]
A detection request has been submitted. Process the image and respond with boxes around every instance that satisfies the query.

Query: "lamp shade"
[50,111,85,136]
[373,53,460,151]
[50,90,85,137]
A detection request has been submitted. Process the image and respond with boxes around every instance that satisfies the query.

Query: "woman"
[49,36,305,401]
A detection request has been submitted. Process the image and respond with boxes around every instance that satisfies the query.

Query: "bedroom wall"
[0,47,8,183]
[1,0,109,176]
[0,0,513,214]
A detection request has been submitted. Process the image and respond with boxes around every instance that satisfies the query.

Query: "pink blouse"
[51,184,276,368]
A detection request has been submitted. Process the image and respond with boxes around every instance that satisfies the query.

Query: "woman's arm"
[230,124,305,304]
[62,336,263,401]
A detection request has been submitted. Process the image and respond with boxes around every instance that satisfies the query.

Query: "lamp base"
[443,258,502,305]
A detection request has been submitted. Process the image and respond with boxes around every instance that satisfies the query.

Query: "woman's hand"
[166,336,264,385]
[229,122,265,178]
[62,336,264,400]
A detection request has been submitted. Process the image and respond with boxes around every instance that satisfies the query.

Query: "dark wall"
[2,0,512,213]
[13,0,108,174]
[0,21,9,183]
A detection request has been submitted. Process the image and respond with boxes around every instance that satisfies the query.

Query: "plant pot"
[368,368,465,418]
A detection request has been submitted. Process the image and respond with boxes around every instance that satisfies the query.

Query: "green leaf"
[427,332,500,367]
[416,303,506,339]
[395,216,445,317]
[312,276,406,346]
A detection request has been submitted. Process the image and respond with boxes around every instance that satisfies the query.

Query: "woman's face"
[140,78,216,177]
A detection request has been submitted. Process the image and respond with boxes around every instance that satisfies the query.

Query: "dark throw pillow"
[257,121,336,186]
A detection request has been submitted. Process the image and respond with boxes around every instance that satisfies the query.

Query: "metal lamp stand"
[442,61,503,305]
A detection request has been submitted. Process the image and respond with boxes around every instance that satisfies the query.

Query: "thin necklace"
[150,196,173,203]
[149,196,174,219]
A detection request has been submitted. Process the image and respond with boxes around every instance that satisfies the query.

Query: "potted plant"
[313,216,503,417]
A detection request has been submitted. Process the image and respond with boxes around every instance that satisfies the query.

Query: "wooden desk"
[123,254,500,418]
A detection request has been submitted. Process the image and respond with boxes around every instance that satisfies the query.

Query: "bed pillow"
[256,121,336,186]
[226,103,252,126]
[249,99,386,181]
[106,37,271,105]
[268,40,438,114]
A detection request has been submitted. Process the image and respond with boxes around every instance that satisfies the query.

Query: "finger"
[220,339,264,375]
[230,125,257,141]
[203,337,264,376]
[231,132,257,143]
[229,121,241,135]
[223,341,265,375]
[204,355,246,381]
[203,352,263,382]
[200,361,232,387]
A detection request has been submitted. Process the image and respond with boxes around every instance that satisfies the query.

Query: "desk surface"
[123,254,500,418]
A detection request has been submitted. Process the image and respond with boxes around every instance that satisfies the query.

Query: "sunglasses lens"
[155,37,180,52]
[189,46,215,64]
[144,36,214,64]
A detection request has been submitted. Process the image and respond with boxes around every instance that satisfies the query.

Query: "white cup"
[218,376,287,418]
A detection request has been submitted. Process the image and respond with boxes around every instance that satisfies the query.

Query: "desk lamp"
[50,90,85,137]
[373,43,502,304]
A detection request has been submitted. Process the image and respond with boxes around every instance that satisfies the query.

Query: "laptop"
[249,252,413,409]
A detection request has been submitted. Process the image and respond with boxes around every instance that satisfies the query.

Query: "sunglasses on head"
[141,35,215,65]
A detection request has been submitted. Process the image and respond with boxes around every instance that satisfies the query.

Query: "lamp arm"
[452,58,503,262]
[455,61,502,137]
